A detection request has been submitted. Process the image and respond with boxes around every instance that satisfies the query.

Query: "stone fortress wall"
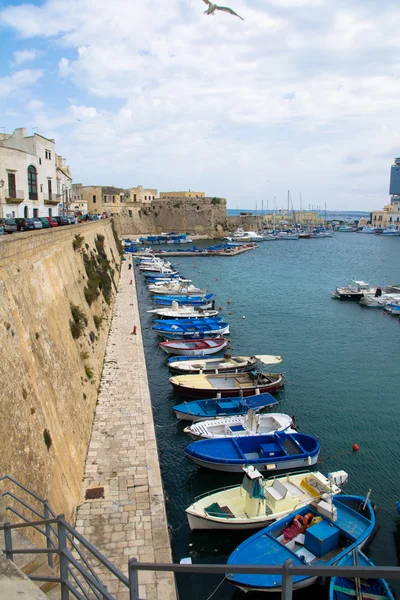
[115,196,229,237]
[0,220,121,531]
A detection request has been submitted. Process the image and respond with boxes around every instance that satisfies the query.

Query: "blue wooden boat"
[173,393,278,421]
[152,293,214,306]
[330,549,394,600]
[143,272,180,279]
[153,317,224,325]
[226,495,376,593]
[153,319,229,339]
[185,431,320,472]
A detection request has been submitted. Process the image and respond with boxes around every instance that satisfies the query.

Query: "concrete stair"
[1,530,60,598]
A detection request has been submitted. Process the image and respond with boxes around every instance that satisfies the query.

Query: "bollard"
[131,325,137,335]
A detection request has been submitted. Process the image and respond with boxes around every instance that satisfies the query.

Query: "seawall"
[0,220,121,530]
[114,197,229,237]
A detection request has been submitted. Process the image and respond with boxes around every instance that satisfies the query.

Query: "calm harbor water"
[135,233,400,599]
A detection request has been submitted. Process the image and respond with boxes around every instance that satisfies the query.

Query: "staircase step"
[0,550,48,600]
[45,584,61,599]
[2,530,47,575]
[29,563,59,593]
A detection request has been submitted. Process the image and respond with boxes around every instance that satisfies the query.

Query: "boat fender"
[302,513,314,528]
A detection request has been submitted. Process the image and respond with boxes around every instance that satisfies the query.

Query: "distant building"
[71,184,158,215]
[159,191,205,199]
[371,158,400,229]
[0,127,72,219]
[389,158,400,199]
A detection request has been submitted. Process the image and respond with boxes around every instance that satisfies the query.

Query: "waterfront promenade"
[75,260,176,600]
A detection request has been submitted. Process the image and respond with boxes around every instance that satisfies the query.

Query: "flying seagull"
[202,0,244,20]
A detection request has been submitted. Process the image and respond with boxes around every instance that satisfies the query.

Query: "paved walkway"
[75,260,176,600]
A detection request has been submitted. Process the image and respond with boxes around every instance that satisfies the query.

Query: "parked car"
[15,218,36,231]
[32,218,43,229]
[53,216,71,226]
[0,225,4,236]
[65,216,75,224]
[42,216,59,227]
[39,217,51,228]
[0,218,18,233]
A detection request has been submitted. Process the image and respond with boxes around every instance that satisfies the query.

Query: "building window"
[48,208,52,217]
[153,196,155,200]
[45,150,52,160]
[7,173,16,198]
[145,196,147,200]
[129,210,132,217]
[48,179,52,200]
[81,195,83,200]
[390,217,392,222]
[24,206,29,218]
[134,194,137,202]
[379,216,382,221]
[93,195,96,203]
[40,184,43,193]
[27,165,38,200]
[74,195,76,200]
[374,215,376,220]
[120,195,124,201]
[112,196,115,203]
[33,208,39,218]
[39,158,42,165]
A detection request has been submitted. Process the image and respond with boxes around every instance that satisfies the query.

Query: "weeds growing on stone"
[43,429,52,450]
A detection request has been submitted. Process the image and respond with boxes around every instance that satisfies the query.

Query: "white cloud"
[11,49,42,65]
[1,0,400,208]
[0,69,43,98]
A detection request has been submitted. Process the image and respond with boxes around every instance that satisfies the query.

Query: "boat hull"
[186,511,277,531]
[188,453,318,473]
[160,339,228,356]
[170,374,284,398]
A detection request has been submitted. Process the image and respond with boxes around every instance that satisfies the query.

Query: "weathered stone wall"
[227,215,261,231]
[115,197,228,237]
[0,220,121,531]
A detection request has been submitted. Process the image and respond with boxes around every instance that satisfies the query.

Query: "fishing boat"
[148,305,219,319]
[359,226,378,234]
[359,293,400,308]
[169,371,284,398]
[186,466,347,530]
[153,319,230,340]
[184,410,294,440]
[232,229,264,242]
[380,226,400,236]
[332,280,376,301]
[277,231,299,240]
[383,301,400,316]
[329,548,395,600]
[159,338,228,356]
[185,431,320,473]
[143,271,180,279]
[139,261,172,272]
[152,294,214,307]
[167,354,281,375]
[337,225,355,232]
[172,392,278,421]
[226,494,376,593]
[150,282,207,296]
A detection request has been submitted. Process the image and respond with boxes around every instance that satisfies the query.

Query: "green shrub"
[70,304,88,326]
[85,365,94,380]
[73,234,84,251]
[81,351,89,360]
[43,429,52,450]
[211,197,221,205]
[70,320,84,339]
[93,315,102,330]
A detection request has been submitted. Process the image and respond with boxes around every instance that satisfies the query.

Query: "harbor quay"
[75,260,176,600]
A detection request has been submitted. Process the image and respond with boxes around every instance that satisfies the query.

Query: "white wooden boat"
[149,281,207,296]
[183,411,294,440]
[359,293,400,307]
[167,354,281,375]
[185,467,347,530]
[148,306,219,319]
[159,338,229,356]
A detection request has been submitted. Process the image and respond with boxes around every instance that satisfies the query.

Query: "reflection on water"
[136,234,400,599]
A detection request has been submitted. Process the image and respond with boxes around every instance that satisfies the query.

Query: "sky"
[1,0,400,211]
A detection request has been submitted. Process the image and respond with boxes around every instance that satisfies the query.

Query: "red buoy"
[216,278,219,281]
[352,443,359,452]
[219,306,223,311]
[131,325,137,335]
[129,279,132,285]
[227,300,231,304]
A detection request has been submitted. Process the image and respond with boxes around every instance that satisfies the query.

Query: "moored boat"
[150,282,207,296]
[159,338,228,356]
[185,431,320,472]
[329,548,395,600]
[359,293,400,308]
[226,494,376,593]
[332,280,376,301]
[184,410,294,440]
[169,371,284,398]
[152,293,214,306]
[153,319,230,339]
[167,354,281,375]
[186,466,347,530]
[172,392,278,421]
[148,305,219,319]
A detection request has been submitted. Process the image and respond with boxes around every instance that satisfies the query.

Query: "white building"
[0,127,72,219]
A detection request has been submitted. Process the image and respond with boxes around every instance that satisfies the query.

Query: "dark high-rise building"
[389,158,400,198]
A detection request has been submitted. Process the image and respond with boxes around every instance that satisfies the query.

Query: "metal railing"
[5,189,24,200]
[2,475,400,599]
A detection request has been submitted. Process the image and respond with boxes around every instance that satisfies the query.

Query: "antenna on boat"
[362,489,372,511]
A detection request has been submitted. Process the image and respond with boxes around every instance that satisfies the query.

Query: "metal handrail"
[0,476,55,512]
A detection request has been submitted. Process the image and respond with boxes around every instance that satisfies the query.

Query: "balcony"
[44,193,62,206]
[5,190,24,203]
